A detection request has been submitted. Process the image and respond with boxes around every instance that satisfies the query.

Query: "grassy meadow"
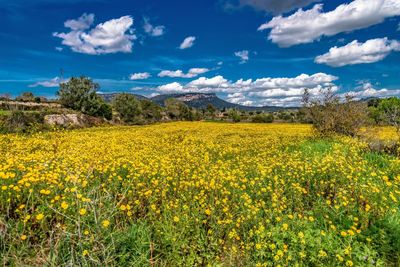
[1,122,400,266]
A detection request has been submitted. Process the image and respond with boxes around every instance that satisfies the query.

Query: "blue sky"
[0,0,399,106]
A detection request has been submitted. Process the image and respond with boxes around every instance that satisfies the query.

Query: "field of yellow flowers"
[1,122,400,266]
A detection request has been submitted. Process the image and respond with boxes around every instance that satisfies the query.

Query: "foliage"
[112,93,142,123]
[0,122,399,266]
[377,97,400,135]
[164,98,193,121]
[303,88,368,136]
[57,76,112,119]
[140,99,162,122]
[15,92,35,102]
[251,113,274,123]
[228,109,241,123]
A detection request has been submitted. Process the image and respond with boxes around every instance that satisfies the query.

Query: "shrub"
[251,113,274,123]
[113,93,142,123]
[302,88,368,137]
[58,76,111,119]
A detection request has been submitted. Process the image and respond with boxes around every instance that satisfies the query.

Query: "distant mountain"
[98,93,149,103]
[99,92,291,111]
[151,93,286,112]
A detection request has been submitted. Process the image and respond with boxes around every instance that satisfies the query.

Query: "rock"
[44,114,89,127]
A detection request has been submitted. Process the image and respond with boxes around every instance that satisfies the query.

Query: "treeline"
[56,77,277,124]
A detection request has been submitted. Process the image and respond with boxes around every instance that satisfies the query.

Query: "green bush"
[251,113,274,123]
[113,93,142,123]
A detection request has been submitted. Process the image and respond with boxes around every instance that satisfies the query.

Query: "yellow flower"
[205,209,211,216]
[255,243,262,250]
[282,223,289,231]
[345,260,353,266]
[120,205,126,211]
[36,213,44,221]
[318,250,327,257]
[102,220,110,228]
[79,208,87,216]
[84,230,89,235]
[20,235,27,241]
[61,201,69,210]
[173,216,180,222]
[82,250,89,256]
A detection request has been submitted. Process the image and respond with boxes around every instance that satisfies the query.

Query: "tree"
[302,88,368,137]
[140,99,162,122]
[228,109,241,123]
[16,92,35,102]
[251,113,274,123]
[206,104,217,118]
[113,93,142,123]
[57,76,112,119]
[377,97,400,136]
[164,98,192,120]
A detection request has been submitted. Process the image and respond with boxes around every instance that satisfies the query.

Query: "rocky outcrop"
[44,114,102,127]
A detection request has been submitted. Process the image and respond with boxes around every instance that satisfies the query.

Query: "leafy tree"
[302,88,368,137]
[113,93,142,123]
[377,97,400,135]
[251,113,274,123]
[140,99,162,122]
[228,109,241,123]
[206,104,217,118]
[16,92,35,102]
[57,76,112,119]
[164,98,192,120]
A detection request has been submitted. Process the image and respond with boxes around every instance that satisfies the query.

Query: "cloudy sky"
[0,0,399,106]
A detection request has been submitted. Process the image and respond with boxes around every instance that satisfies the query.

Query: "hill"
[151,93,286,111]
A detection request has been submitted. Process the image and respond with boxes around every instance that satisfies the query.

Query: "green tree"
[57,76,112,119]
[113,93,142,123]
[165,98,192,120]
[377,97,400,135]
[228,109,241,123]
[140,99,162,122]
[16,92,35,102]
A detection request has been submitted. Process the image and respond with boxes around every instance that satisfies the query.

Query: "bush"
[113,93,142,123]
[0,110,46,133]
[58,76,111,119]
[302,88,368,137]
[228,109,241,123]
[140,99,162,122]
[251,113,274,123]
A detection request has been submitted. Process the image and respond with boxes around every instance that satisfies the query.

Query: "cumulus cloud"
[316,38,400,67]
[154,73,338,106]
[53,13,136,55]
[258,0,400,47]
[143,17,165,37]
[345,82,400,99]
[29,77,68,88]
[234,50,249,63]
[236,0,319,14]
[129,72,151,80]
[157,82,184,93]
[179,36,196,49]
[158,68,209,78]
[64,13,94,31]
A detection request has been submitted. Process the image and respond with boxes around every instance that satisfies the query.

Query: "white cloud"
[143,17,165,37]
[179,36,196,49]
[258,0,400,47]
[234,50,249,63]
[64,13,94,31]
[158,68,209,78]
[55,46,63,52]
[345,82,400,98]
[157,82,184,93]
[54,14,136,55]
[316,38,400,67]
[28,77,68,88]
[154,73,338,106]
[129,72,151,80]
